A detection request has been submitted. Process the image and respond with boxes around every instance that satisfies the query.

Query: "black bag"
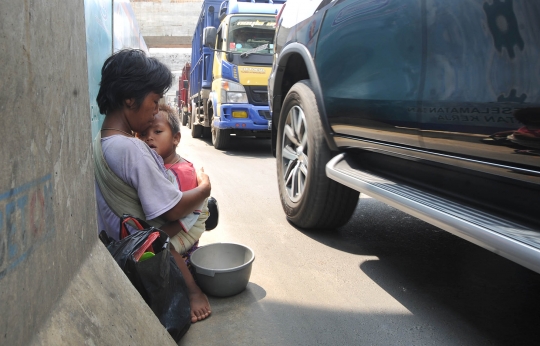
[205,196,219,231]
[99,215,191,342]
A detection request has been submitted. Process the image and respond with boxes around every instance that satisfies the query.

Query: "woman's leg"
[170,247,211,323]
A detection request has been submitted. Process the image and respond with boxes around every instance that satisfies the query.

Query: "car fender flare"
[272,42,337,152]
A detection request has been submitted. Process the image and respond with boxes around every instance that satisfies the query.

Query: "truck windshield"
[228,16,276,55]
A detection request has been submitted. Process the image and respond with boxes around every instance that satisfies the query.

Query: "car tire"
[276,80,359,229]
[191,111,202,138]
[212,116,231,150]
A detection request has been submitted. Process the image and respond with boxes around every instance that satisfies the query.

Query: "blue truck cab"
[189,0,285,149]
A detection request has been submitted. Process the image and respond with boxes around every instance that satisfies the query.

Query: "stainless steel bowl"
[190,243,255,297]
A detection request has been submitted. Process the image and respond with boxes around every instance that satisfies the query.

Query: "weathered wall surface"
[0,1,175,344]
[0,0,96,342]
[31,242,174,345]
[149,48,192,103]
[130,0,203,47]
[130,0,203,103]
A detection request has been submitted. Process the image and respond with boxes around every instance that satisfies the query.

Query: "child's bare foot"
[190,291,211,323]
[169,249,211,322]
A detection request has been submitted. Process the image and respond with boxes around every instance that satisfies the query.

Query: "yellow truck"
[189,0,285,149]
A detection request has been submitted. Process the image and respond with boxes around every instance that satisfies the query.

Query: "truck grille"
[245,86,268,106]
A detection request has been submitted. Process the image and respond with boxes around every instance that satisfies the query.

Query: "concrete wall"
[131,0,203,47]
[0,0,176,344]
[149,48,192,103]
[130,0,204,103]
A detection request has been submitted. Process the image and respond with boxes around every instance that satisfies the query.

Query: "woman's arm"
[160,221,183,238]
[161,168,211,221]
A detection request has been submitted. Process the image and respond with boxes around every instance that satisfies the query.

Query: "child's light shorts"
[170,198,209,255]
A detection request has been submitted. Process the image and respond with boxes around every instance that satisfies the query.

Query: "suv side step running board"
[326,153,540,274]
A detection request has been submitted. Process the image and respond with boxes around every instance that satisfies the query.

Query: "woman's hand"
[161,168,211,221]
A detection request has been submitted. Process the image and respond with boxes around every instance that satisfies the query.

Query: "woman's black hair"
[96,49,173,115]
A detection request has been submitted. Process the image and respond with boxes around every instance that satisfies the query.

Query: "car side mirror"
[203,27,217,48]
[226,52,234,62]
[183,80,188,88]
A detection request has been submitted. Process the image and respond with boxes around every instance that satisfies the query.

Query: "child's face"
[138,112,179,158]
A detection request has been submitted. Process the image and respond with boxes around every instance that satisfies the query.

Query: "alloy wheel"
[281,105,308,203]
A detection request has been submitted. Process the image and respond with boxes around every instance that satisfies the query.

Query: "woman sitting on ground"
[93,49,210,323]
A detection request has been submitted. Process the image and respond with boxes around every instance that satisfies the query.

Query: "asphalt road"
[178,126,540,346]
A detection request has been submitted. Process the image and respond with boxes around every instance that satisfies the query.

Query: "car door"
[419,0,540,175]
[316,0,423,149]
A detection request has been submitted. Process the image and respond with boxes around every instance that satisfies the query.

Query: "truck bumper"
[214,103,271,131]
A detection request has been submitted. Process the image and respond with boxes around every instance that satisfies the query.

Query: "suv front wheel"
[276,80,359,229]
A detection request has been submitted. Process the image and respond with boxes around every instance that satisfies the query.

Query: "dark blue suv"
[268,0,540,273]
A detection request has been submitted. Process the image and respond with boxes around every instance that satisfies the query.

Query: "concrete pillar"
[0,0,175,344]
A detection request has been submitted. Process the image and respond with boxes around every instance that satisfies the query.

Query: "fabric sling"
[93,132,169,228]
[94,133,207,253]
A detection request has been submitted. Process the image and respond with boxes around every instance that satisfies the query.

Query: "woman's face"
[126,92,161,133]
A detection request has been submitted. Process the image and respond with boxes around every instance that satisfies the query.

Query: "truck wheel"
[276,80,359,229]
[181,109,188,126]
[203,127,211,138]
[211,118,231,150]
[191,113,202,138]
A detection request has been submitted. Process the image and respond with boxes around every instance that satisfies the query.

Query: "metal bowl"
[190,243,255,297]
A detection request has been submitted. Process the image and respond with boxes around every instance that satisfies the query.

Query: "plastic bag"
[99,215,191,342]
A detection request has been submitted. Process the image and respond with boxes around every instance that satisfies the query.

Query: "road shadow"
[215,136,273,159]
[180,292,496,346]
[179,282,268,345]
[294,197,540,345]
[207,282,267,309]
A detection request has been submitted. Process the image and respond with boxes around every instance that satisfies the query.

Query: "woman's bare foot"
[190,290,211,323]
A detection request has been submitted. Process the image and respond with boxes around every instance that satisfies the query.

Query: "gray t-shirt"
[95,135,182,240]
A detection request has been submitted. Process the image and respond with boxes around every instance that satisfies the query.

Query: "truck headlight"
[227,92,248,103]
[221,80,248,104]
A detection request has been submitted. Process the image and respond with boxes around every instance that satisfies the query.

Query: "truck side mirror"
[183,80,188,88]
[203,27,217,48]
[219,1,228,21]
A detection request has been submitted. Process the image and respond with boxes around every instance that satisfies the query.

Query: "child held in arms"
[138,104,210,260]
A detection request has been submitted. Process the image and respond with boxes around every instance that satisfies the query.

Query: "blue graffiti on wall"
[0,175,54,280]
